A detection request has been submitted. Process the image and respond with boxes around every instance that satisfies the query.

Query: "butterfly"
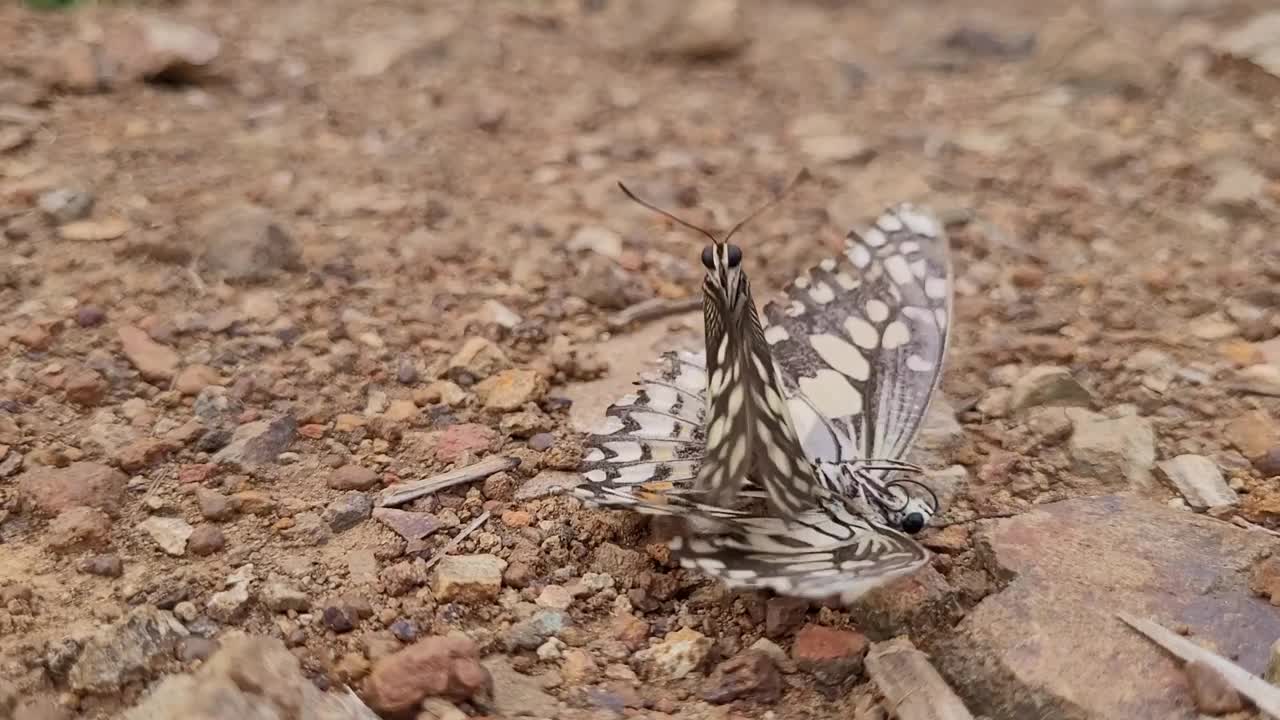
[575,182,953,602]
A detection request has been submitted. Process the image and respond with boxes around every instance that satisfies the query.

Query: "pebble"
[1010,365,1094,411]
[64,368,109,407]
[1184,660,1244,714]
[1156,455,1239,511]
[196,205,302,283]
[612,612,650,651]
[1067,410,1156,487]
[117,325,180,382]
[38,188,95,223]
[702,650,782,704]
[326,463,379,490]
[186,524,225,556]
[372,507,441,542]
[1225,410,1280,464]
[415,380,469,407]
[561,648,599,684]
[799,135,874,164]
[483,656,558,719]
[138,516,194,556]
[446,337,511,384]
[261,578,309,613]
[207,580,252,622]
[506,609,570,650]
[211,415,297,469]
[323,491,372,532]
[195,487,233,521]
[322,604,359,633]
[528,433,556,451]
[363,635,491,714]
[431,554,506,603]
[481,472,517,501]
[67,607,188,693]
[79,553,124,578]
[536,584,574,611]
[174,364,222,396]
[537,637,567,661]
[177,636,219,664]
[58,217,130,241]
[474,369,546,411]
[568,225,623,259]
[389,619,419,643]
[76,306,106,327]
[765,596,809,638]
[791,624,869,686]
[633,627,713,680]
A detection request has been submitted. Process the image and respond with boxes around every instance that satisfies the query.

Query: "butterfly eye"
[701,246,716,270]
[726,244,743,268]
[901,512,926,534]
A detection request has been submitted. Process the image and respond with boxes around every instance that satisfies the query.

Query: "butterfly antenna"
[617,181,719,245]
[722,167,811,245]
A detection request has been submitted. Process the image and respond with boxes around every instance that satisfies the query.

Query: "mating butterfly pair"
[575,180,953,603]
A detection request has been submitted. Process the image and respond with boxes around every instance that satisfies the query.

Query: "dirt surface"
[3,0,1280,718]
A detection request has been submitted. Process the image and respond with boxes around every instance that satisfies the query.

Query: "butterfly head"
[859,474,938,535]
[700,242,746,302]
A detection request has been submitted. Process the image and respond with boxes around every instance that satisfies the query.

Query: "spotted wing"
[575,351,710,511]
[761,204,952,485]
[697,265,817,519]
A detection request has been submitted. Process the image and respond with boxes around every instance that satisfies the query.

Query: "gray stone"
[372,507,442,541]
[196,205,303,283]
[69,607,189,693]
[212,415,297,468]
[505,609,571,651]
[514,470,581,501]
[208,580,252,622]
[934,495,1280,720]
[324,491,373,532]
[1156,455,1239,511]
[1010,365,1094,411]
[1067,410,1156,488]
[38,188,95,224]
[261,577,310,613]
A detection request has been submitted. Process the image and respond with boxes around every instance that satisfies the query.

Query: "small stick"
[1118,612,1280,719]
[379,456,518,508]
[607,296,701,330]
[423,510,491,571]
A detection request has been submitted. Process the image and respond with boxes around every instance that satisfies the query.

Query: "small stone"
[174,364,222,396]
[482,472,518,500]
[390,619,418,643]
[537,637,566,661]
[415,380,469,407]
[446,337,511,384]
[569,225,623,259]
[177,636,219,664]
[76,306,106,327]
[431,554,506,603]
[186,524,225,556]
[561,648,599,684]
[528,433,555,451]
[792,624,869,686]
[261,578,309,613]
[501,510,532,528]
[474,369,547,411]
[1068,410,1156,488]
[39,188,95,224]
[1184,660,1244,714]
[211,415,297,468]
[327,464,379,490]
[58,217,130,241]
[46,506,113,553]
[634,627,713,680]
[65,368,109,407]
[800,135,874,164]
[195,487,232,521]
[138,516,194,556]
[1010,365,1094,411]
[280,511,332,546]
[372,507,441,542]
[515,470,581,501]
[1226,410,1280,463]
[364,636,492,714]
[483,656,558,719]
[323,491,372,532]
[80,553,124,578]
[322,604,359,633]
[117,325,180,382]
[536,585,573,611]
[207,581,251,622]
[765,596,809,638]
[506,609,570,651]
[18,462,127,516]
[702,650,782,704]
[1156,455,1239,511]
[612,612,650,651]
[196,205,302,283]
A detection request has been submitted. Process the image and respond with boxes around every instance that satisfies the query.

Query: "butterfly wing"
[760,204,953,483]
[696,260,817,519]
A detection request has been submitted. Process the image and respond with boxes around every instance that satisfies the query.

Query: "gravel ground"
[2,1,1280,718]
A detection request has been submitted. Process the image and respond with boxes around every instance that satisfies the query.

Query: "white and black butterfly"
[575,184,953,602]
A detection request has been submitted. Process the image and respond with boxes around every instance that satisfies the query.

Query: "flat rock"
[196,205,302,283]
[1156,454,1238,511]
[138,516,194,556]
[1010,365,1094,411]
[934,495,1280,720]
[18,462,127,517]
[431,554,506,603]
[1067,410,1156,488]
[482,656,558,718]
[634,627,713,680]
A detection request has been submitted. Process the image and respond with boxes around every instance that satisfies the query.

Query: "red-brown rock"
[791,624,869,686]
[18,462,128,517]
[363,635,492,714]
[702,650,782,704]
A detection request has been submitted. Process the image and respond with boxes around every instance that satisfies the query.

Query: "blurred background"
[2,1,1280,719]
